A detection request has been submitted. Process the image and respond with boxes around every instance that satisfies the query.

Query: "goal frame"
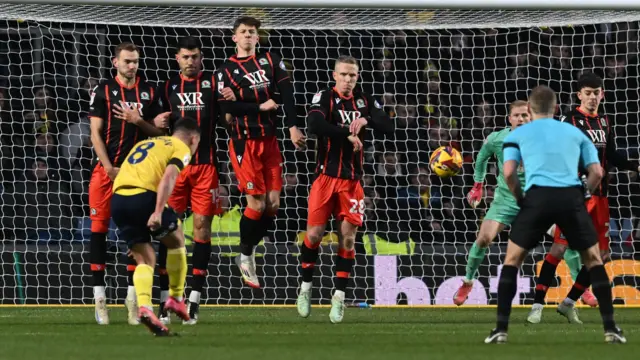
[7,0,640,10]
[1,0,639,308]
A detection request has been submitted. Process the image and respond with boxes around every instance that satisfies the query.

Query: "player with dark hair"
[295,55,394,323]
[526,72,640,324]
[453,100,530,305]
[111,116,201,336]
[485,85,624,344]
[217,16,306,288]
[88,41,168,325]
[155,36,238,324]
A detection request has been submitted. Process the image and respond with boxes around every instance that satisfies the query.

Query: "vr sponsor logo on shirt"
[338,110,361,124]
[243,69,270,90]
[119,102,144,116]
[175,92,205,111]
[586,129,606,146]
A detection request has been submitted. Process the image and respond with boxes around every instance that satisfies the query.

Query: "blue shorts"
[111,190,179,249]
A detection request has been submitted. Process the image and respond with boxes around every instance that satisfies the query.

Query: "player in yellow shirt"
[111,116,201,336]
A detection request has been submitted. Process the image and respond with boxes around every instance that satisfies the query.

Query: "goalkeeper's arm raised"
[467,133,495,207]
[473,134,495,183]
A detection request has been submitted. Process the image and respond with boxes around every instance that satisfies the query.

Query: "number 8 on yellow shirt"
[110,116,200,336]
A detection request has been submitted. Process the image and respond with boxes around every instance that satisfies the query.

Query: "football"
[429,146,463,178]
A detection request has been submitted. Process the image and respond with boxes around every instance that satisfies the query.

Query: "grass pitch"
[0,307,638,360]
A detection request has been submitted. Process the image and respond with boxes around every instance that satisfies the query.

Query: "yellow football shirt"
[113,136,191,195]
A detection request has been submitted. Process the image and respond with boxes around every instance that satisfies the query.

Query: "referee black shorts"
[111,190,179,249]
[510,186,597,251]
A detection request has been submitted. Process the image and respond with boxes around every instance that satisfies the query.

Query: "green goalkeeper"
[453,100,529,305]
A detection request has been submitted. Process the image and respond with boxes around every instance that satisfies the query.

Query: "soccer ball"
[429,146,463,178]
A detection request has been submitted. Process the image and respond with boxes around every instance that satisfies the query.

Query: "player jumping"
[453,100,530,305]
[88,42,168,325]
[217,16,306,288]
[111,116,200,336]
[526,72,640,324]
[486,85,624,344]
[296,55,394,323]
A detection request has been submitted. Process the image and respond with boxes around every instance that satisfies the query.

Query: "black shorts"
[111,190,179,249]
[510,186,597,251]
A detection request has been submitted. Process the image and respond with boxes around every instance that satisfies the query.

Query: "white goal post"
[9,0,640,9]
[0,0,638,306]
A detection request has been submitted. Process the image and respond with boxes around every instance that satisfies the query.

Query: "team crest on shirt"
[247,182,254,190]
[183,154,190,166]
[600,118,606,126]
[312,91,323,104]
[259,58,269,65]
[356,99,365,108]
[172,84,178,90]
[112,90,118,96]
[141,92,150,100]
[374,100,382,109]
[279,60,287,70]
[90,208,97,216]
[202,80,211,88]
[89,85,97,106]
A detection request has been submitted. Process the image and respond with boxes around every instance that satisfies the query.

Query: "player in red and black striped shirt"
[217,16,306,289]
[528,72,640,324]
[88,42,167,325]
[296,56,394,323]
[152,37,220,324]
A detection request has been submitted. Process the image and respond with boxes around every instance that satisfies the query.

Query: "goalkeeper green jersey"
[473,128,526,194]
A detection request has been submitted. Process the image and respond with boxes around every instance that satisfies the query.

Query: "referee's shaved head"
[528,85,557,118]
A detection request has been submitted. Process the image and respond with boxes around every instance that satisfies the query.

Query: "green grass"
[0,307,638,360]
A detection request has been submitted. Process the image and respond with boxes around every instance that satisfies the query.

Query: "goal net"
[0,2,639,306]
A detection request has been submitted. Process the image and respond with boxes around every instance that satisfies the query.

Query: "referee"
[484,86,626,344]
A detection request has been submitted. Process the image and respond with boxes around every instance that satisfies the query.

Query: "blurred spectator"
[3,158,73,241]
[30,86,67,136]
[276,166,308,243]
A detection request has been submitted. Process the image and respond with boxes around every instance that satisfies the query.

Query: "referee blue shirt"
[503,118,600,192]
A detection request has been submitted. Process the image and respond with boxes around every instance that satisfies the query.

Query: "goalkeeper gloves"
[467,182,483,208]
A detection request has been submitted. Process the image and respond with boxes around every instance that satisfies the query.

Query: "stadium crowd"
[0,21,639,250]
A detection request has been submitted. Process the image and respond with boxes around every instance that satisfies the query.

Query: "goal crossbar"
[8,0,640,10]
[3,2,640,29]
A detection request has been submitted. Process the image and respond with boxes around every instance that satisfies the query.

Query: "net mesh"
[4,4,640,29]
[0,4,639,305]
